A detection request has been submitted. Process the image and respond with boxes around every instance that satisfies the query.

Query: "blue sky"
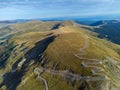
[0,0,120,20]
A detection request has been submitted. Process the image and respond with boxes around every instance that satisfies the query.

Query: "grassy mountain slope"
[0,21,120,90]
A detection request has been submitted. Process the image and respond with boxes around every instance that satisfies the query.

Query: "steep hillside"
[90,20,120,44]
[0,21,120,90]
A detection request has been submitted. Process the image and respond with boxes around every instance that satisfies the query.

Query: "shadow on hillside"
[0,35,56,90]
[51,23,61,30]
[0,42,15,68]
[78,81,90,90]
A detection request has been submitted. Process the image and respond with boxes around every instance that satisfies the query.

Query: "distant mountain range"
[0,19,30,24]
[90,20,120,44]
[1,18,120,45]
[0,19,30,28]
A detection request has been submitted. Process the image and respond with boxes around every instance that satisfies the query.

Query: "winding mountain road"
[74,34,105,78]
[34,30,106,89]
[34,68,49,90]
[34,67,105,83]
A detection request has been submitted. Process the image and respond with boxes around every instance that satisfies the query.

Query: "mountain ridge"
[0,20,120,90]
